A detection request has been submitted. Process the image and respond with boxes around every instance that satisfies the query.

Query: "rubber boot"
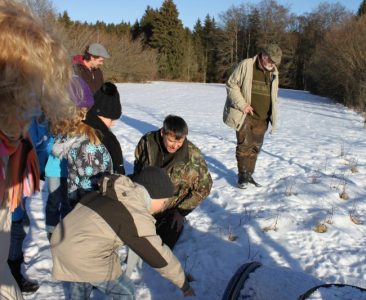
[237,172,249,189]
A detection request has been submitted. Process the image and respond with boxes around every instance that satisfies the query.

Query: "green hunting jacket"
[134,130,212,216]
[223,55,279,132]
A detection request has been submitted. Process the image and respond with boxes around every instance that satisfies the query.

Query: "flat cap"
[87,43,110,58]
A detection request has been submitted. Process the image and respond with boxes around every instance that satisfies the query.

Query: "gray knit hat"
[132,167,174,199]
[87,43,110,58]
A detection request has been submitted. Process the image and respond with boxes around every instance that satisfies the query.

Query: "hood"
[52,135,86,159]
[72,54,84,65]
[99,174,151,210]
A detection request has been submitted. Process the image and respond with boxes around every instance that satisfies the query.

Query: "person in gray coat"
[50,167,195,299]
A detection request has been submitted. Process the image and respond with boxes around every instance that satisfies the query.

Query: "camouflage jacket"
[134,130,212,216]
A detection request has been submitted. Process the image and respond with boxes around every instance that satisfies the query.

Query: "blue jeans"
[69,274,135,300]
[45,177,69,233]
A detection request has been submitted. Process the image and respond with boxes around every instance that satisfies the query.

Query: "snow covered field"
[23,81,366,299]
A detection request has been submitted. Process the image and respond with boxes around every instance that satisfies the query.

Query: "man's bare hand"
[244,105,254,115]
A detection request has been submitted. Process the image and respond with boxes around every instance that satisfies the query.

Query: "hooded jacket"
[72,55,104,94]
[52,135,112,199]
[223,55,279,132]
[83,110,125,175]
[50,175,188,291]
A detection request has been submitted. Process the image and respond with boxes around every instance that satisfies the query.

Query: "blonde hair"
[0,0,76,136]
[73,109,100,144]
[75,122,101,145]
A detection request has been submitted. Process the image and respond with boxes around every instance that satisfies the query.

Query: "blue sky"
[52,0,361,29]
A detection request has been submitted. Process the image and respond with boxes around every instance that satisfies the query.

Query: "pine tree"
[202,15,219,82]
[192,19,205,81]
[131,20,141,40]
[151,0,185,79]
[59,11,72,27]
[358,0,366,16]
[140,6,159,47]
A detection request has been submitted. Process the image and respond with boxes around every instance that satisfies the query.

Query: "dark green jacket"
[134,130,212,216]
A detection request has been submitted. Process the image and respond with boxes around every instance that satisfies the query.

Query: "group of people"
[0,1,282,299]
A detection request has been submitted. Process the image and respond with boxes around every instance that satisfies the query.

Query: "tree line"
[25,0,366,113]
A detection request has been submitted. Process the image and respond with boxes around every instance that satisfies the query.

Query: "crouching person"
[134,115,213,249]
[50,166,195,299]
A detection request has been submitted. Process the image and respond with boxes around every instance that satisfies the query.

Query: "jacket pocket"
[223,105,244,130]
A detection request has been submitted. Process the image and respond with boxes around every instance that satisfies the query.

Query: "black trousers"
[155,210,184,249]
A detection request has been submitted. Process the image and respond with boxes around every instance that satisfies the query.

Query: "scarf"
[0,131,40,212]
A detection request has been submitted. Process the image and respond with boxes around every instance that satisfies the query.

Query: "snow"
[22,81,366,299]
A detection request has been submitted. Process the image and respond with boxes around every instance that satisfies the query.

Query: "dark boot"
[238,172,261,188]
[8,258,39,294]
[237,172,249,189]
[247,174,261,187]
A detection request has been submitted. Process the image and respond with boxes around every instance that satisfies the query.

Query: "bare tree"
[255,0,292,44]
[21,0,56,26]
[307,15,366,112]
[219,5,247,64]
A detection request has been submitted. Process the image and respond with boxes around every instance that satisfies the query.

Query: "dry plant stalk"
[239,206,252,225]
[310,169,321,184]
[340,143,345,157]
[325,206,334,225]
[227,224,238,241]
[263,212,279,232]
[348,158,358,173]
[314,222,328,233]
[339,190,349,200]
[350,215,362,225]
[339,182,349,200]
[349,201,363,225]
[285,179,296,196]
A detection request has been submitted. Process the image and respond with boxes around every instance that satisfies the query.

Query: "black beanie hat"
[92,82,122,120]
[132,166,174,199]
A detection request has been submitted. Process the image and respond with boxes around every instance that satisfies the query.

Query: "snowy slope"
[23,81,366,299]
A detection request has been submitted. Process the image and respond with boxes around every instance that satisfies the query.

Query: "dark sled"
[298,283,366,299]
[222,261,323,300]
[223,261,366,300]
[222,261,262,300]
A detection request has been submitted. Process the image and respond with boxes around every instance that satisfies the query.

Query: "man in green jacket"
[223,44,282,189]
[134,115,212,249]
